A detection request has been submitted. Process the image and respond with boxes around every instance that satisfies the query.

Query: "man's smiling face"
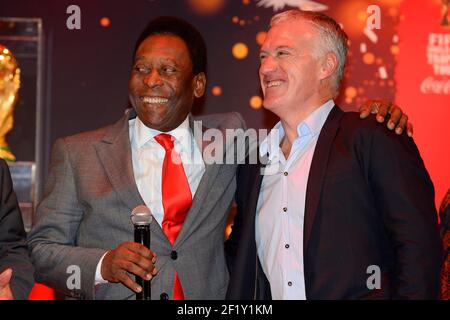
[128,34,205,132]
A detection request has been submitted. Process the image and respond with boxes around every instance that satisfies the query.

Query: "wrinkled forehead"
[261,20,318,51]
[136,34,187,53]
[135,34,193,66]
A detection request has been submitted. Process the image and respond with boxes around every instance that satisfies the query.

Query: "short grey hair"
[270,10,348,94]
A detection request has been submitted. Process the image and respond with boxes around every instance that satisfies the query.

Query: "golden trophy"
[0,44,20,161]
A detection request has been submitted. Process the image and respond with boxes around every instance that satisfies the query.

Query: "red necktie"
[154,133,192,300]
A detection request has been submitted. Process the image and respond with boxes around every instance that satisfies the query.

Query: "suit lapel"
[304,106,343,253]
[93,108,169,246]
[241,155,266,298]
[94,111,169,243]
[93,110,145,213]
[174,117,222,247]
[247,155,267,229]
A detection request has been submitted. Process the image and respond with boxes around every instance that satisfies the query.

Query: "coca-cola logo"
[420,76,450,94]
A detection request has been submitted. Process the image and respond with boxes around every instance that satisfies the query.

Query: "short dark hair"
[133,16,207,75]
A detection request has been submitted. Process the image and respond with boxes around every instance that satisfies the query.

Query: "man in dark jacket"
[226,10,442,300]
[0,159,34,299]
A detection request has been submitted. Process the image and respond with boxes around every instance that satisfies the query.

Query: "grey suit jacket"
[28,109,246,299]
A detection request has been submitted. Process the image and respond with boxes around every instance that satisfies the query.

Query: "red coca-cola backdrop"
[395,0,449,209]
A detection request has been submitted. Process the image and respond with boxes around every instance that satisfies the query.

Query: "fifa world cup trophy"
[0,44,20,161]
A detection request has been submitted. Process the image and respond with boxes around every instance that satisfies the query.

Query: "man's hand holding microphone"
[101,205,156,299]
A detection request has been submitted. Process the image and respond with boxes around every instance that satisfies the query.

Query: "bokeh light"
[390,45,400,55]
[388,7,399,17]
[345,86,357,99]
[100,17,110,27]
[232,43,248,59]
[212,86,222,96]
[250,96,263,109]
[357,10,368,22]
[335,1,372,37]
[362,52,375,64]
[188,0,225,15]
[256,31,267,46]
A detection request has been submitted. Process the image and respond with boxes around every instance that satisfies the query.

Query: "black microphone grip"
[134,225,151,300]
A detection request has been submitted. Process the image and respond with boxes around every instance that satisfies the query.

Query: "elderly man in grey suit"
[28,16,245,300]
[28,15,410,300]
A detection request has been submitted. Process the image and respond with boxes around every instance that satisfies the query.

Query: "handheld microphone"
[131,205,153,300]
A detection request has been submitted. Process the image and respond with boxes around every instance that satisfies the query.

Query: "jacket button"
[160,293,169,300]
[170,250,178,260]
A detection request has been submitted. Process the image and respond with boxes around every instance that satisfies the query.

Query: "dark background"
[1,0,398,198]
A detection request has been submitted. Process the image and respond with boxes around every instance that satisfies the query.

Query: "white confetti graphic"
[363,27,378,44]
[378,66,388,79]
[360,42,367,53]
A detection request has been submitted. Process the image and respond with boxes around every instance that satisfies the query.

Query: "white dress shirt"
[129,115,205,227]
[255,100,334,300]
[95,115,205,284]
